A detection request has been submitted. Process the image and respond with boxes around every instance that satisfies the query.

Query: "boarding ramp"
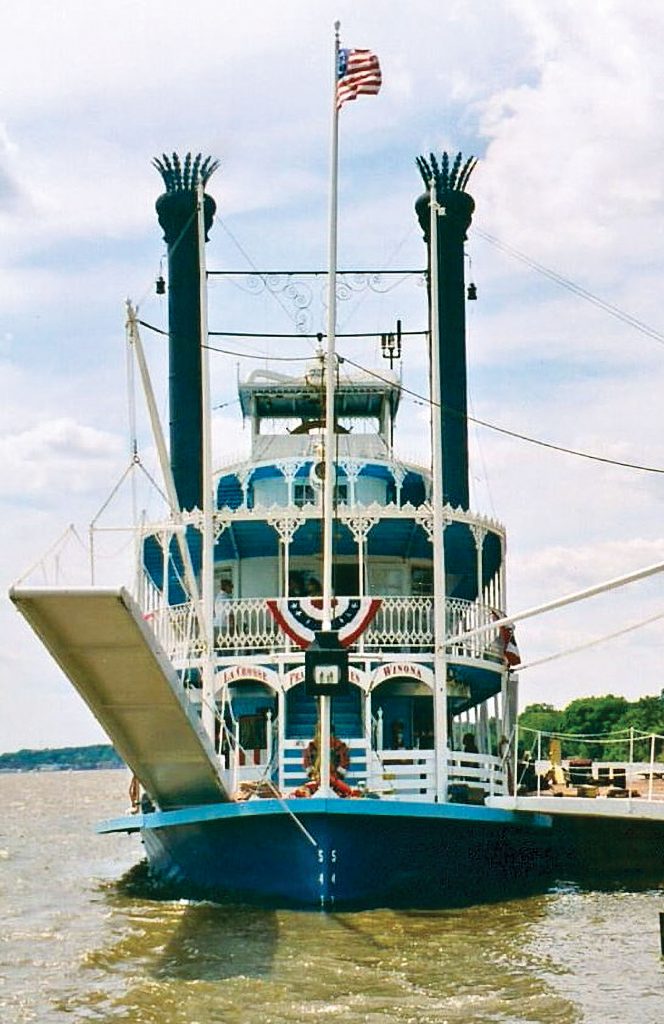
[10,586,229,810]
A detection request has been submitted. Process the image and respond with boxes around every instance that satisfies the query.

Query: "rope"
[476,227,664,349]
[270,790,320,847]
[12,524,87,587]
[217,217,319,343]
[137,317,426,341]
[89,462,137,528]
[208,698,319,849]
[260,775,320,849]
[516,610,664,673]
[339,354,664,476]
[519,724,664,742]
[138,314,664,475]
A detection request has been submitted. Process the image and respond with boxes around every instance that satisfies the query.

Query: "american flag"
[336,48,382,109]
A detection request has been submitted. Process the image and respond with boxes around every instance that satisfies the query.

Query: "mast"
[318,20,342,797]
[322,23,340,630]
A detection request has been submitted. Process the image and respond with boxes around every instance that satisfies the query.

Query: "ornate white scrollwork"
[265,511,305,544]
[343,514,380,544]
[414,502,455,541]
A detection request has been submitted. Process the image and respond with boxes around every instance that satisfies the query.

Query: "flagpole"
[319,19,341,797]
[323,20,340,631]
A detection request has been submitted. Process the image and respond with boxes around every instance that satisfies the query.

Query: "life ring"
[297,738,359,799]
[303,736,350,776]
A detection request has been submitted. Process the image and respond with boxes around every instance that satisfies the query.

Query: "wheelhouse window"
[293,482,348,506]
[294,483,316,507]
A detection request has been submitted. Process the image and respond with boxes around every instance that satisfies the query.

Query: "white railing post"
[232,720,240,795]
[364,689,372,754]
[376,707,384,751]
[277,689,285,792]
[648,732,656,802]
[265,708,273,764]
[513,722,519,803]
[537,730,542,796]
[628,726,634,808]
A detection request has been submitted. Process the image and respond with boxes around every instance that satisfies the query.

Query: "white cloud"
[0,417,122,498]
[480,1,664,278]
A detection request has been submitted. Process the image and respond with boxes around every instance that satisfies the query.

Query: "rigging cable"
[515,610,664,674]
[216,216,319,346]
[338,354,664,477]
[476,227,664,348]
[134,325,664,475]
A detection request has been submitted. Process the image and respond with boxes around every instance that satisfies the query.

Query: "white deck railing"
[146,594,502,662]
[446,750,508,798]
[505,725,664,803]
[366,749,436,801]
[367,748,507,801]
[214,733,508,803]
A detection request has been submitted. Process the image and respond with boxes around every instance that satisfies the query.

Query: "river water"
[1,770,663,1023]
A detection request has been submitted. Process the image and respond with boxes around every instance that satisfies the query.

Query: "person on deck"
[460,732,479,782]
[462,733,479,755]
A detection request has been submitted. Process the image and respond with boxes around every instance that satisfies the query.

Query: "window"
[239,713,267,750]
[294,483,316,507]
[294,482,347,506]
[411,566,433,596]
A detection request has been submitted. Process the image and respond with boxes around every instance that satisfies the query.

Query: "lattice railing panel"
[144,594,503,660]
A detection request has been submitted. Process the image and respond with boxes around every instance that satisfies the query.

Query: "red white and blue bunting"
[266,597,381,650]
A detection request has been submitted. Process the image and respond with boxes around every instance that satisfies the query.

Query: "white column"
[277,686,285,792]
[429,186,449,803]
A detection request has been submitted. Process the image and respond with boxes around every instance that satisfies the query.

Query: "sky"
[2,0,664,751]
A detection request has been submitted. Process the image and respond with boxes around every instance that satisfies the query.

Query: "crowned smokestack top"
[154,152,218,514]
[154,152,219,193]
[415,151,476,511]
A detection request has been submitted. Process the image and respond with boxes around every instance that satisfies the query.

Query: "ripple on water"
[1,771,664,1024]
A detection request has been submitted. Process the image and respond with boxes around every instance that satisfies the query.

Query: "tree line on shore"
[0,744,123,772]
[518,693,664,760]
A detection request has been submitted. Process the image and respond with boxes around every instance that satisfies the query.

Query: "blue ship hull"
[101,799,554,908]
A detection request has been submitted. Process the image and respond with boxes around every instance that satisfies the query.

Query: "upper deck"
[239,361,401,462]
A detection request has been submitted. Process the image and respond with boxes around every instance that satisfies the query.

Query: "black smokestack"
[154,152,219,512]
[415,152,476,511]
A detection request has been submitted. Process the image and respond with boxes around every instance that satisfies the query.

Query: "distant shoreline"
[0,744,124,773]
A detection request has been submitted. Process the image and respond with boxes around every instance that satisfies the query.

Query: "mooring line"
[263,780,320,849]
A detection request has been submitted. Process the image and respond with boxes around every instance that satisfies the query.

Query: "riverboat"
[10,118,664,910]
